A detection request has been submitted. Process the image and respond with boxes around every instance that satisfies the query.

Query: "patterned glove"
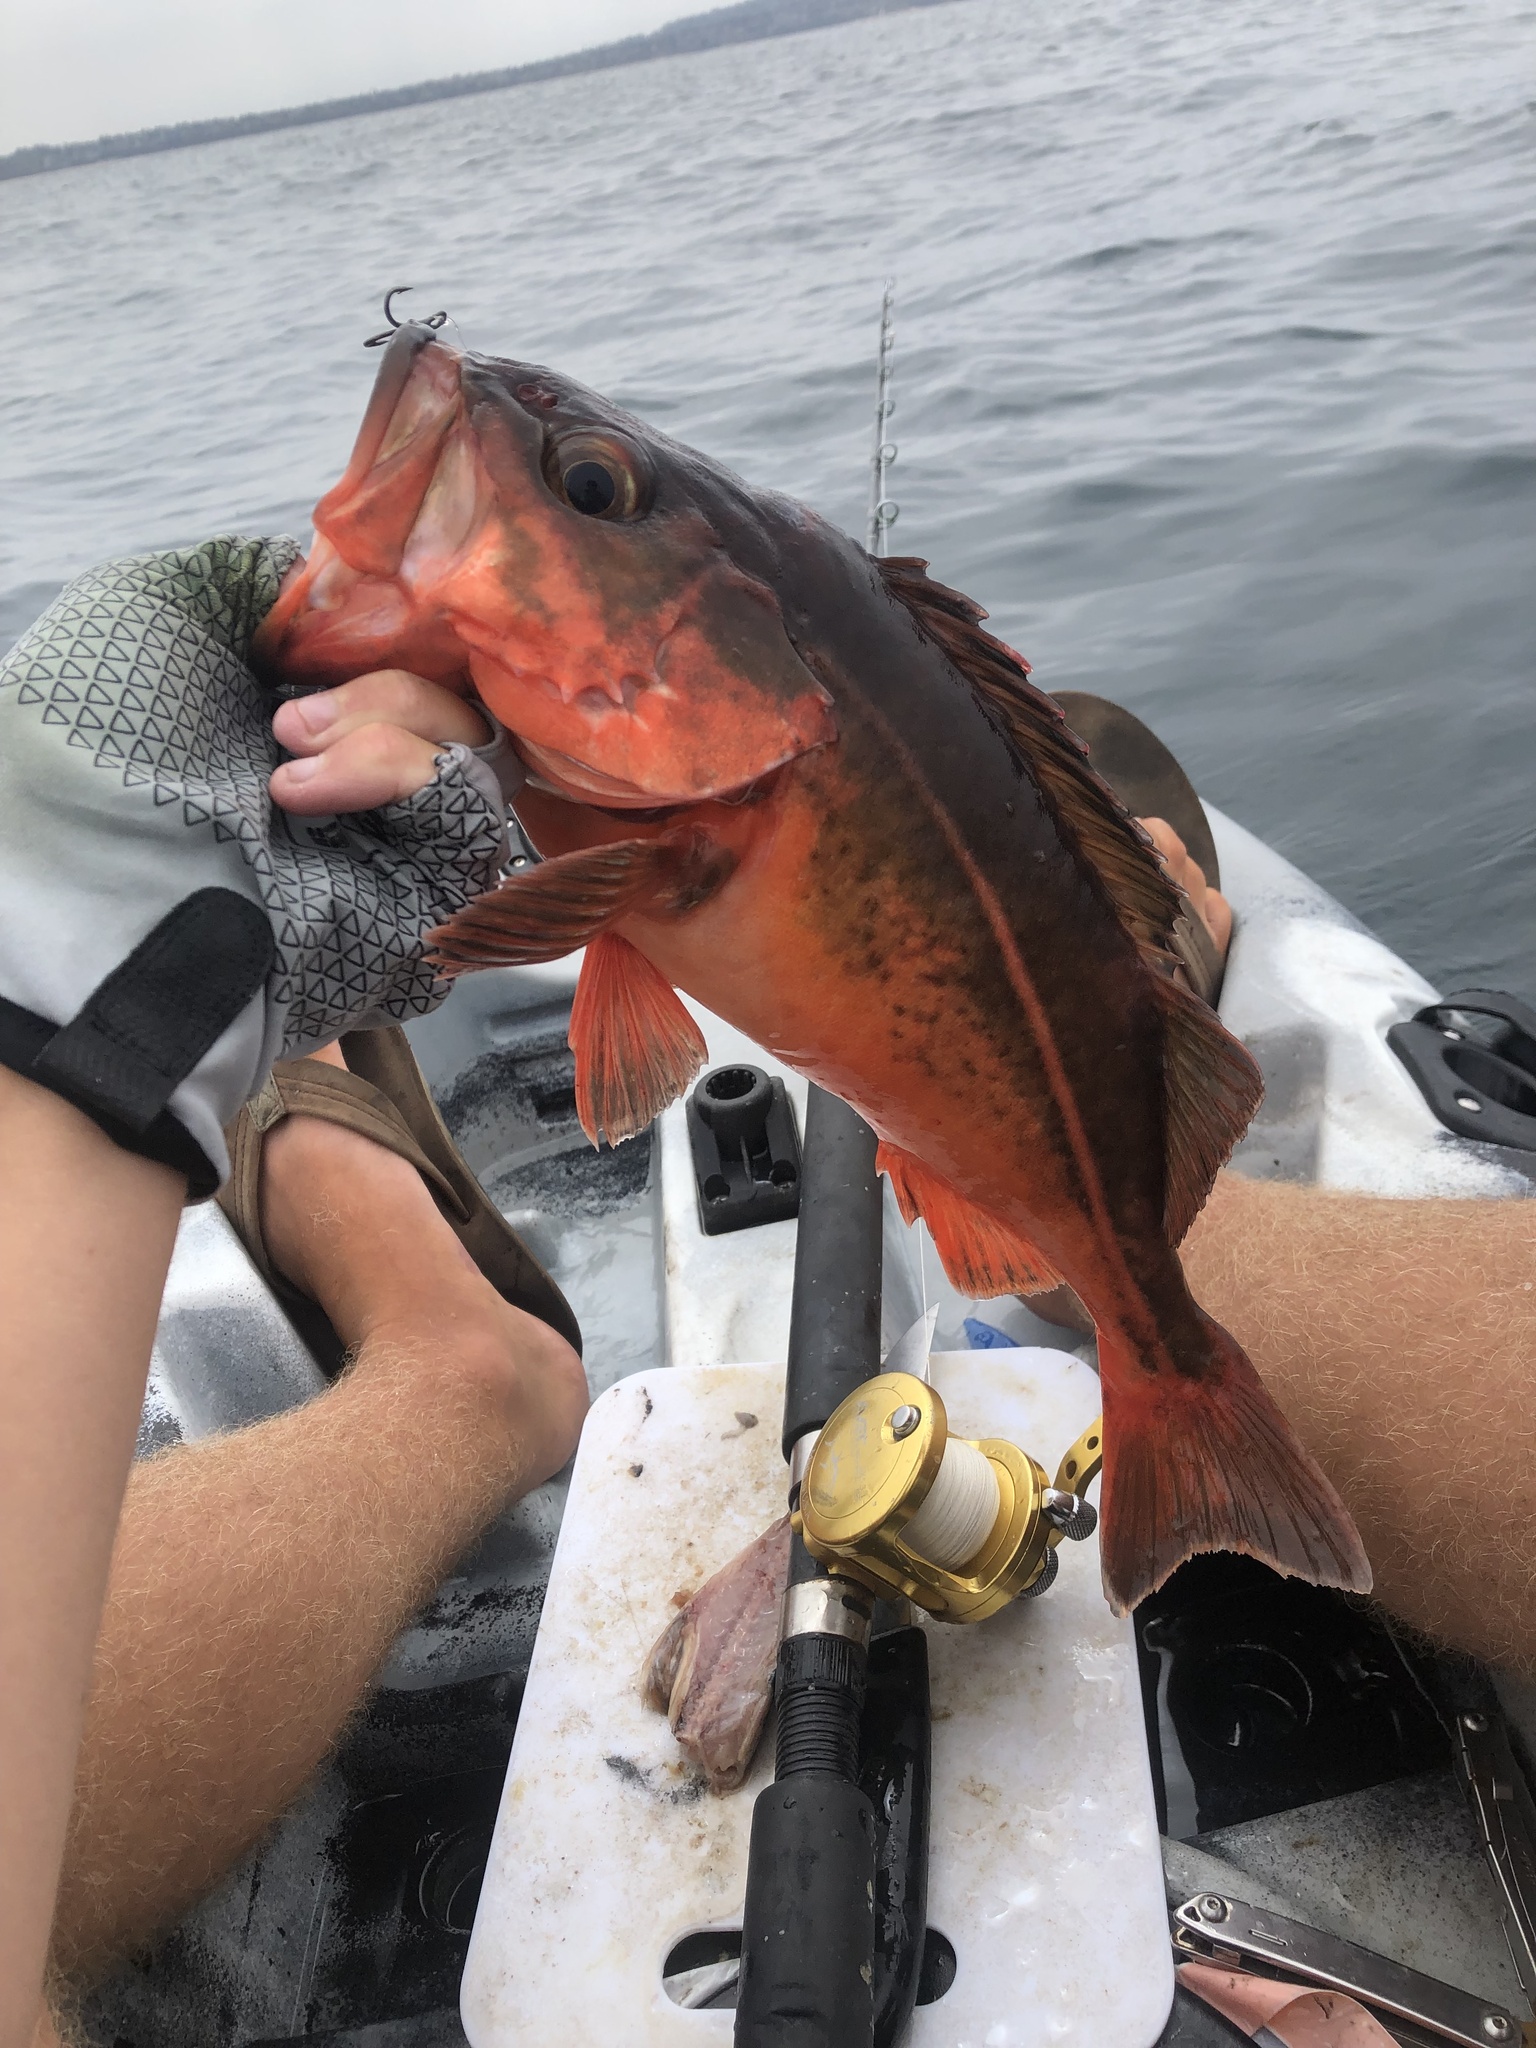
[0,536,509,1195]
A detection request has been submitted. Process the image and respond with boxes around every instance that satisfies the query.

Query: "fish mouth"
[259,326,838,807]
[253,326,474,686]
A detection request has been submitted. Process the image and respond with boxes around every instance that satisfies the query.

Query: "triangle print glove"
[0,536,509,1195]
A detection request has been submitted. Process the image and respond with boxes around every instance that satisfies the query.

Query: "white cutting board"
[461,1349,1172,2046]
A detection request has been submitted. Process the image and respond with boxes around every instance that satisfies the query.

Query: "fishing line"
[902,1436,1000,1569]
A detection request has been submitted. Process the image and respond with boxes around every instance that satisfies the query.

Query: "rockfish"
[256,325,1369,1614]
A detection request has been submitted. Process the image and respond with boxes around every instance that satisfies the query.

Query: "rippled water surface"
[2,0,1532,985]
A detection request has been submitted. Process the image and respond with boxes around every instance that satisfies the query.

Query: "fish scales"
[255,327,1370,1615]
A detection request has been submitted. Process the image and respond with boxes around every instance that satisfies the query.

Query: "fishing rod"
[735,288,930,2048]
[866,280,899,559]
[735,287,1105,2045]
[734,1087,884,2046]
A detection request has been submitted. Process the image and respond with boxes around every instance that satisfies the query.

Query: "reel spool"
[795,1371,1103,1623]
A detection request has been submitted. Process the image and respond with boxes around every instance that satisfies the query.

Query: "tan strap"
[219,1028,583,1359]
[217,1057,470,1298]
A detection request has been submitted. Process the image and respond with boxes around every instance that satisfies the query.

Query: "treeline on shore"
[2,0,967,183]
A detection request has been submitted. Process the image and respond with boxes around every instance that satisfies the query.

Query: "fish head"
[256,325,838,805]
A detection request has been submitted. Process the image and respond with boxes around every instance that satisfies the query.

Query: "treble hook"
[364,286,449,347]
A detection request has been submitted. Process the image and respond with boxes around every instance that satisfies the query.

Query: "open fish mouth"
[257,322,839,807]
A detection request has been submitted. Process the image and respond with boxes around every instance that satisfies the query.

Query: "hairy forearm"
[50,1336,531,1977]
[0,1071,184,2048]
[1182,1172,1536,1670]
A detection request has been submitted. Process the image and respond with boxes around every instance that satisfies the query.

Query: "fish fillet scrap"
[640,1515,791,1792]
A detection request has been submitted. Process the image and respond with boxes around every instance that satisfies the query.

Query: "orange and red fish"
[256,324,1370,1614]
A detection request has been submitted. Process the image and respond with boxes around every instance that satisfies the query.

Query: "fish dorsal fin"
[570,932,707,1145]
[878,557,1183,960]
[877,1141,1062,1297]
[1151,970,1264,1242]
[877,557,1262,1240]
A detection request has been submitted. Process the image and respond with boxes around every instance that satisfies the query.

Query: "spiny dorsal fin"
[878,556,1183,962]
[878,556,1261,1242]
[1151,970,1264,1242]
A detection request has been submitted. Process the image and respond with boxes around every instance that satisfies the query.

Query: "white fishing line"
[902,1438,1001,1569]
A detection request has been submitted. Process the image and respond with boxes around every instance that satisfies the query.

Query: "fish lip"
[349,323,451,481]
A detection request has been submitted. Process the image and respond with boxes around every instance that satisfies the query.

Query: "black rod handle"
[862,1626,932,2047]
[782,1084,883,1460]
[734,1776,877,2047]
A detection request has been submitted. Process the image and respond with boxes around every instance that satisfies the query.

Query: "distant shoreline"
[1,0,970,184]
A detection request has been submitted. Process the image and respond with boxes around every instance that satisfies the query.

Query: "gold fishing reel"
[793,1372,1103,1624]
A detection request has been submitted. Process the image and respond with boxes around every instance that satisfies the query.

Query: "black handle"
[781,1084,884,1460]
[736,1083,886,2047]
[862,1626,932,2047]
[735,1777,877,2046]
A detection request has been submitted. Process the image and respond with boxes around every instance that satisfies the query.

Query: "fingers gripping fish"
[256,325,1370,1616]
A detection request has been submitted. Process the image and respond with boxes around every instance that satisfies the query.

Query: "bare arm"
[0,1070,184,2048]
[49,1088,585,1979]
[1181,1172,1536,1670]
[50,1335,549,1975]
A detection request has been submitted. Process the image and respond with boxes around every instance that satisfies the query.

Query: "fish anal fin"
[1152,970,1264,1243]
[876,1141,1061,1298]
[427,831,717,975]
[1097,1311,1372,1615]
[570,932,706,1146]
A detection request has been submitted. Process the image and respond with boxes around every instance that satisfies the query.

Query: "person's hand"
[269,668,504,815]
[0,538,511,1195]
[1140,815,1233,962]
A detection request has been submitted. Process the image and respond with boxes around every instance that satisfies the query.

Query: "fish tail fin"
[1096,1310,1371,1616]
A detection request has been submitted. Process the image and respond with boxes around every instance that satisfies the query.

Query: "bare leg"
[49,1064,587,1978]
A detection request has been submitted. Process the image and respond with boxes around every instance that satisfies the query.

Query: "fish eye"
[547,430,651,521]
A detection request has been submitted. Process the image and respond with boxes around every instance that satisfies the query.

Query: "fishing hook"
[364,285,449,347]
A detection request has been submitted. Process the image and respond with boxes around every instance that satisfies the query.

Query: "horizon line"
[0,0,969,183]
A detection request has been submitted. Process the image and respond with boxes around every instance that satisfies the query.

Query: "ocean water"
[2,0,1531,989]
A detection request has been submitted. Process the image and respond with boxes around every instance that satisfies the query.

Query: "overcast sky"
[2,0,687,154]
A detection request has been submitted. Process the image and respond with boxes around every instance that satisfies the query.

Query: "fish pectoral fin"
[1152,970,1264,1243]
[570,932,707,1145]
[427,832,708,973]
[877,1142,1062,1298]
